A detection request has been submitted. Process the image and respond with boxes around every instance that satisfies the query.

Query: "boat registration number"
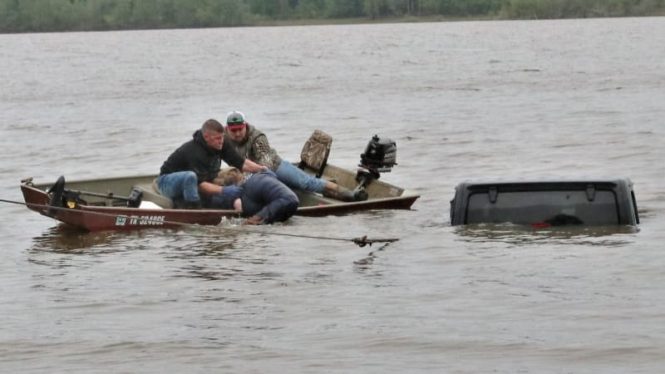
[115,215,165,226]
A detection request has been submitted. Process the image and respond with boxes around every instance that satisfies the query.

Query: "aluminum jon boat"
[20,134,419,231]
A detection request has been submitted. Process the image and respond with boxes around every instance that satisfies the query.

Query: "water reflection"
[454,223,639,247]
[25,223,281,282]
[28,224,244,254]
[161,229,240,259]
[160,225,286,281]
[176,264,244,282]
[29,225,125,253]
[353,241,394,268]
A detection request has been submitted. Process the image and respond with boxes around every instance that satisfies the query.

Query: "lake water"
[1,17,664,373]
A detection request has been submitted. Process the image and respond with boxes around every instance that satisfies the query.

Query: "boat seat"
[131,179,174,209]
[298,129,332,178]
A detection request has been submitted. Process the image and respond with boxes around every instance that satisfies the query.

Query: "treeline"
[1,0,663,33]
[501,0,664,19]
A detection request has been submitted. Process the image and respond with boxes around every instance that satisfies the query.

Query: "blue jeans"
[241,172,299,223]
[156,171,200,203]
[275,160,326,193]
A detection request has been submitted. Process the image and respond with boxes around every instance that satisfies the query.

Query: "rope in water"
[0,197,399,247]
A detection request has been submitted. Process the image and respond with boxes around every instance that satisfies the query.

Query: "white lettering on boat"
[115,215,165,226]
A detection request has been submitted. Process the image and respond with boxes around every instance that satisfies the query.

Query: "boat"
[20,134,419,231]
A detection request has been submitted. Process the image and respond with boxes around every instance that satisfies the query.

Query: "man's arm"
[242,158,267,173]
[220,137,248,170]
[251,135,279,169]
[221,136,267,173]
[199,181,222,196]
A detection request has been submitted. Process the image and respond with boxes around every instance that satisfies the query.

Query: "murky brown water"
[1,17,664,373]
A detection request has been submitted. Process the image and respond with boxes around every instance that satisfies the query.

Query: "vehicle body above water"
[450,178,639,227]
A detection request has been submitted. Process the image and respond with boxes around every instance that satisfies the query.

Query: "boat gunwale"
[20,165,420,231]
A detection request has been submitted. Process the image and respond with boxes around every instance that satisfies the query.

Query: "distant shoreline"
[1,4,663,35]
[251,15,497,27]
[3,14,664,34]
[253,13,664,27]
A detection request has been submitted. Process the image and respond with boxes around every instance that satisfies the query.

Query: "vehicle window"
[466,190,619,225]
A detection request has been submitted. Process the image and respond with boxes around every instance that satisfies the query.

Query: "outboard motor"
[354,135,397,198]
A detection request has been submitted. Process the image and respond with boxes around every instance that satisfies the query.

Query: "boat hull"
[21,184,236,231]
[20,164,419,231]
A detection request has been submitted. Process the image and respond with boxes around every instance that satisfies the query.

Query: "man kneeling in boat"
[157,118,298,223]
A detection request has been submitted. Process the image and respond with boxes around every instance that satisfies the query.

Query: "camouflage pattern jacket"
[227,124,282,171]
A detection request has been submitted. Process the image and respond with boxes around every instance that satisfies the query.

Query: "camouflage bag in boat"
[298,129,332,178]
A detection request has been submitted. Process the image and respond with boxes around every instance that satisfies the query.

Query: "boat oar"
[0,198,399,247]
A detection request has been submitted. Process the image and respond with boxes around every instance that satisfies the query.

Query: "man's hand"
[242,159,268,173]
[244,215,264,225]
[221,185,243,199]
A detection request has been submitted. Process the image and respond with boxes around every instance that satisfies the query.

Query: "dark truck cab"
[450,179,639,227]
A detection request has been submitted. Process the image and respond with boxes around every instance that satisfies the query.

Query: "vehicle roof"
[456,177,633,187]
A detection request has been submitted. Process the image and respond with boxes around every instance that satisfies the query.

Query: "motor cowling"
[359,135,397,173]
[354,135,398,199]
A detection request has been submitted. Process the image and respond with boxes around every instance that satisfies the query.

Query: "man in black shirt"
[158,118,265,209]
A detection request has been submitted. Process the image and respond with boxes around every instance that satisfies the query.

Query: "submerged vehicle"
[449,179,639,227]
[20,134,419,231]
